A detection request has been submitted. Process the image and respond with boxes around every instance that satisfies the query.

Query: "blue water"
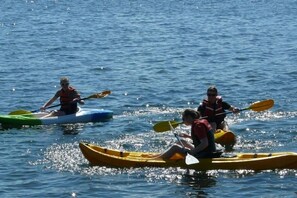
[1,0,297,197]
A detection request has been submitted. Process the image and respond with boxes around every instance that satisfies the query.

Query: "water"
[1,0,297,197]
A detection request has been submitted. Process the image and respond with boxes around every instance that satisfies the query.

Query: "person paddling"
[40,77,84,117]
[150,109,217,160]
[197,85,239,131]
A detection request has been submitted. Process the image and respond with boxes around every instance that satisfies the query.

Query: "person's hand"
[73,98,84,105]
[179,132,190,138]
[73,98,80,102]
[232,107,240,113]
[40,106,46,112]
[79,99,85,105]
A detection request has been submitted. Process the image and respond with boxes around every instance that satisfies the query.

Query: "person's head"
[182,109,200,125]
[60,77,70,88]
[207,85,218,103]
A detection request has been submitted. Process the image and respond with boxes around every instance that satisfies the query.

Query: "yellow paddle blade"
[248,99,274,112]
[8,110,32,115]
[153,121,182,132]
[87,90,111,99]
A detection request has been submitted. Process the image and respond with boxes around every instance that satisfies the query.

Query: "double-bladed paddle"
[9,90,111,115]
[153,99,274,133]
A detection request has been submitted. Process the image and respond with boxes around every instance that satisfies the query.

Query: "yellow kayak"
[79,142,297,171]
[214,129,236,146]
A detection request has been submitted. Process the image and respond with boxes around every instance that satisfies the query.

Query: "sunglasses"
[60,83,69,86]
[207,93,217,97]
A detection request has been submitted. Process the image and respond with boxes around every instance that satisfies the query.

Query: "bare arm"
[189,137,208,155]
[41,95,59,110]
[223,101,240,113]
[73,90,85,105]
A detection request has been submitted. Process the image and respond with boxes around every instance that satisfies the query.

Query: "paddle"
[9,90,111,115]
[168,121,199,165]
[153,99,274,132]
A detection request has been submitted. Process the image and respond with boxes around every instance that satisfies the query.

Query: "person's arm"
[190,137,208,155]
[71,90,85,105]
[40,90,61,111]
[223,101,239,113]
[41,95,59,111]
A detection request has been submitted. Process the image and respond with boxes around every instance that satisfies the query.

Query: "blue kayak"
[0,107,113,127]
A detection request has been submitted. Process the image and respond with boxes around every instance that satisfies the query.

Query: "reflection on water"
[0,123,85,134]
[181,171,217,197]
[0,123,23,131]
[60,124,84,135]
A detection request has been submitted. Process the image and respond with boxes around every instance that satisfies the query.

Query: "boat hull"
[79,142,297,170]
[214,129,236,146]
[0,108,113,127]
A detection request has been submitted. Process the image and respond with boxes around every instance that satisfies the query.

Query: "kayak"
[213,129,236,146]
[0,108,113,128]
[79,142,297,171]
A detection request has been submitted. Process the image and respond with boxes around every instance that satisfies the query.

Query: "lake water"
[0,0,297,197]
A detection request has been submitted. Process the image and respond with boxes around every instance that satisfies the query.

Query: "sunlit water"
[0,0,297,197]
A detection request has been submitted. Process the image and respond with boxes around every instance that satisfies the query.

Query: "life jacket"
[201,96,226,122]
[59,86,77,111]
[191,119,216,153]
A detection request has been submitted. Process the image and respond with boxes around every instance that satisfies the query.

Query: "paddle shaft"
[201,99,274,118]
[172,108,262,126]
[153,99,274,132]
[34,90,111,113]
[167,110,237,126]
[39,96,91,111]
[169,121,199,164]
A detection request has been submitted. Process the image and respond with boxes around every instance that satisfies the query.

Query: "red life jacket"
[201,96,225,122]
[59,86,77,110]
[191,119,216,153]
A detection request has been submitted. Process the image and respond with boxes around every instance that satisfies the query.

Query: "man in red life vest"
[197,86,239,131]
[41,77,84,116]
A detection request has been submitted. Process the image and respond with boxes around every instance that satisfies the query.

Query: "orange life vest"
[201,96,226,122]
[59,86,77,111]
[191,119,216,153]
